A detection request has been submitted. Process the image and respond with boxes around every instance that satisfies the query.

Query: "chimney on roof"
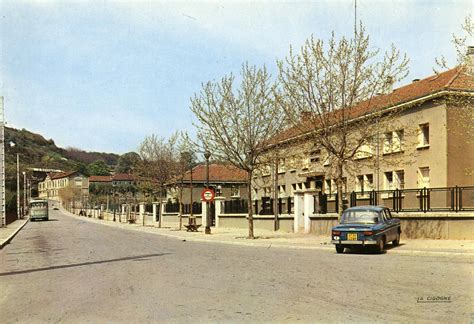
[467,46,474,75]
[412,78,420,83]
[383,76,394,94]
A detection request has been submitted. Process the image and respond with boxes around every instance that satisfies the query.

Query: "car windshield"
[341,210,379,224]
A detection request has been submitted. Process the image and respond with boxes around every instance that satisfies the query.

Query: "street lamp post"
[23,171,27,217]
[9,142,21,220]
[16,153,20,219]
[204,150,211,234]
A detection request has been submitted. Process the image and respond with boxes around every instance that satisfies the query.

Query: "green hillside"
[4,126,119,177]
[3,127,120,220]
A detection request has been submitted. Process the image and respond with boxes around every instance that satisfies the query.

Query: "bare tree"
[277,25,409,215]
[176,133,196,230]
[136,133,179,225]
[59,184,81,211]
[435,14,473,73]
[190,63,285,239]
[434,14,474,161]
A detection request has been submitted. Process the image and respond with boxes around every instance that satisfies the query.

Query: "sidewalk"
[63,209,474,257]
[0,218,29,249]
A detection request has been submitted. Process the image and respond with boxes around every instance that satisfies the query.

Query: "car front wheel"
[392,232,400,246]
[335,245,344,254]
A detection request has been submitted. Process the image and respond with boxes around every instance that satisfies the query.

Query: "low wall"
[308,212,474,240]
[309,215,339,235]
[396,213,474,240]
[70,208,156,226]
[161,213,202,228]
[218,214,293,232]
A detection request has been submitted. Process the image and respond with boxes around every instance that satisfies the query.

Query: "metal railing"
[319,186,474,214]
[222,197,294,215]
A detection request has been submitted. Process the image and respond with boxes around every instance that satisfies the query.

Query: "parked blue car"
[331,206,401,253]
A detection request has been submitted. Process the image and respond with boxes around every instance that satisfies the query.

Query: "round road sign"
[201,188,215,202]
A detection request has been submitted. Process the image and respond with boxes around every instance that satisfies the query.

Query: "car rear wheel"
[335,245,344,254]
[392,232,400,246]
[375,237,385,254]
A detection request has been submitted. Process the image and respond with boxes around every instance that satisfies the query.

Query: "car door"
[383,208,396,241]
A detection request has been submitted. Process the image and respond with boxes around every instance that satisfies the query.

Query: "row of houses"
[39,65,472,206]
[37,164,248,204]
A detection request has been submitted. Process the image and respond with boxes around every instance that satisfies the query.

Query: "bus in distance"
[29,199,49,221]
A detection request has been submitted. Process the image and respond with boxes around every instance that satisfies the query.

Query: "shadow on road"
[342,243,405,255]
[0,253,171,277]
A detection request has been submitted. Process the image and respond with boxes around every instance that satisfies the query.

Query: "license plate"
[347,233,358,240]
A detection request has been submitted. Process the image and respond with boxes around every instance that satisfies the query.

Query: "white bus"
[29,199,49,221]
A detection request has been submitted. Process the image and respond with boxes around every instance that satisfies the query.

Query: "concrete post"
[303,190,319,234]
[152,203,158,225]
[201,200,208,227]
[293,191,304,233]
[139,203,145,225]
[159,199,167,228]
[214,196,226,228]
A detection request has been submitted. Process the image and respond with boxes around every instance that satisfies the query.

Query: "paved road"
[1,209,472,323]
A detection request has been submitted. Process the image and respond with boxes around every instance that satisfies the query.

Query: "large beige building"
[38,171,89,203]
[254,66,473,203]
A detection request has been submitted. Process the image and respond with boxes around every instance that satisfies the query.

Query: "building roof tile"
[176,164,248,184]
[270,67,473,145]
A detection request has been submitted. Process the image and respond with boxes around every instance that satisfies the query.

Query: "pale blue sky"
[1,0,472,154]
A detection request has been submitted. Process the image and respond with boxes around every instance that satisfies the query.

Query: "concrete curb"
[0,218,30,249]
[61,209,474,257]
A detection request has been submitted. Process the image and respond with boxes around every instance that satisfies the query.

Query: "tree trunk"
[273,158,279,231]
[247,171,254,239]
[179,179,183,230]
[336,161,344,220]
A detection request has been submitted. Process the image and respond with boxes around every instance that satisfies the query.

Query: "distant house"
[166,163,248,204]
[38,170,89,202]
[88,173,136,187]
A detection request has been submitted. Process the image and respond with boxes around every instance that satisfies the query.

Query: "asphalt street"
[1,209,472,323]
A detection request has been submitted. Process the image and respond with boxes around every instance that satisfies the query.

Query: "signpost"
[201,188,215,202]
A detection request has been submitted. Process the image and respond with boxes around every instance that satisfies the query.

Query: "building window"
[365,174,374,191]
[278,159,286,174]
[393,130,404,152]
[394,170,405,189]
[309,149,321,163]
[418,123,430,147]
[384,171,393,190]
[263,187,271,197]
[383,132,393,154]
[418,167,430,188]
[356,175,364,192]
[355,142,373,159]
[278,185,286,197]
[230,185,240,198]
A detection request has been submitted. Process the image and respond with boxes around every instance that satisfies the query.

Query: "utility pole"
[23,171,27,217]
[0,97,5,227]
[16,153,20,219]
[204,150,211,234]
[273,157,279,231]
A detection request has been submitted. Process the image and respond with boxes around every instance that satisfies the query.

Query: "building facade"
[38,171,89,203]
[254,66,473,201]
[166,163,248,204]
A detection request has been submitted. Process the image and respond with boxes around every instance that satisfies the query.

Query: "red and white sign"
[201,188,215,202]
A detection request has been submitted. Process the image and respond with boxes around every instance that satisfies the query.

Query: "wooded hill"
[4,126,119,183]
